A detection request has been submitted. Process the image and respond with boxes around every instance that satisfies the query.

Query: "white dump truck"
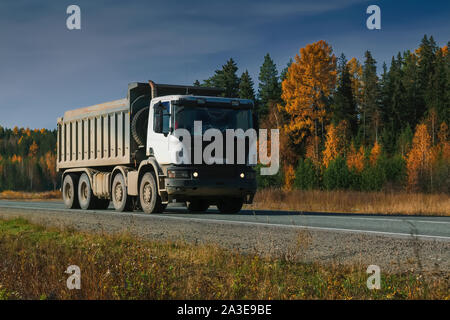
[57,81,257,214]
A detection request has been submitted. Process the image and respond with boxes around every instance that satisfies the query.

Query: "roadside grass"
[0,218,448,300]
[246,189,450,216]
[1,189,449,216]
[0,190,61,201]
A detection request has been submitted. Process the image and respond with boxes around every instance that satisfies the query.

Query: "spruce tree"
[280,58,293,82]
[258,53,281,117]
[204,58,240,97]
[238,70,256,100]
[417,35,438,119]
[361,50,381,144]
[331,54,357,134]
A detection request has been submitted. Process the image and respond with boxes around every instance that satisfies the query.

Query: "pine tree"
[428,47,449,123]
[204,58,240,97]
[258,53,281,118]
[361,50,381,144]
[332,54,357,134]
[416,35,439,119]
[238,70,256,100]
[402,50,420,128]
[280,58,293,82]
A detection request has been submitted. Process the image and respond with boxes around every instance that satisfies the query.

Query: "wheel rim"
[114,182,123,203]
[65,182,72,201]
[143,182,152,204]
[80,181,88,202]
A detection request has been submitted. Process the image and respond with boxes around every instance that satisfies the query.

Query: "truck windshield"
[174,105,252,134]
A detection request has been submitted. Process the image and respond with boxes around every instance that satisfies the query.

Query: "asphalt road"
[0,200,449,273]
[0,200,449,240]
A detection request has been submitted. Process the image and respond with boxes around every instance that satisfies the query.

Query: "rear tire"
[78,173,95,210]
[187,200,209,212]
[139,172,164,214]
[62,174,80,209]
[112,173,132,212]
[217,198,243,214]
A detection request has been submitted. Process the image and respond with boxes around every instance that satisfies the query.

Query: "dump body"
[57,82,224,172]
[57,99,131,171]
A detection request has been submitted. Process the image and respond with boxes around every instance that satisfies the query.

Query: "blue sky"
[0,0,449,129]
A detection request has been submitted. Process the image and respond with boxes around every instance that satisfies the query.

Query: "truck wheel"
[217,198,243,214]
[78,173,96,210]
[139,172,164,214]
[187,200,209,212]
[94,198,110,210]
[62,174,80,209]
[112,173,132,212]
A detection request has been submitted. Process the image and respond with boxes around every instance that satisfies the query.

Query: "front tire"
[217,198,243,214]
[112,173,132,212]
[62,174,80,209]
[139,172,165,214]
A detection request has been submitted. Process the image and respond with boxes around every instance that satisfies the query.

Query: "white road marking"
[1,203,449,241]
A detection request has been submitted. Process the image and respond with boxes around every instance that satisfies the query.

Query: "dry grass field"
[0,190,61,201]
[247,189,450,216]
[1,189,449,216]
[0,218,448,300]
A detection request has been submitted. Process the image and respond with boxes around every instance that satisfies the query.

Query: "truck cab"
[143,95,257,213]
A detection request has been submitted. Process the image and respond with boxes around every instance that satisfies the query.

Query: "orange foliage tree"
[369,140,382,166]
[406,124,432,190]
[322,121,348,167]
[279,40,336,188]
[347,144,365,173]
[40,151,58,190]
[347,57,363,108]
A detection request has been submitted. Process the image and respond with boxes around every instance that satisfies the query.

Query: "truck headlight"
[167,169,190,179]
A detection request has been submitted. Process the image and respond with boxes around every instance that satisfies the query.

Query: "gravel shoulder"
[0,205,449,275]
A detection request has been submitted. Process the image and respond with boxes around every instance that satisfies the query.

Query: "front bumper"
[165,167,257,203]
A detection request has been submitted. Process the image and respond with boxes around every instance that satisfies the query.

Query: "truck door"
[147,100,172,164]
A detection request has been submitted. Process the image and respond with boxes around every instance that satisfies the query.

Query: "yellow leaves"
[283,164,295,191]
[280,40,337,142]
[323,121,348,168]
[29,141,39,158]
[347,57,363,105]
[369,141,382,166]
[347,145,365,173]
[11,154,23,163]
[406,124,432,191]
[305,135,321,166]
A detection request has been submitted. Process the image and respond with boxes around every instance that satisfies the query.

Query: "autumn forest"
[0,35,448,193]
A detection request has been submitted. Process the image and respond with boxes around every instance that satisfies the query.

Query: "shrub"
[361,164,387,191]
[378,154,406,186]
[323,157,350,190]
[256,163,283,189]
[294,158,319,190]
